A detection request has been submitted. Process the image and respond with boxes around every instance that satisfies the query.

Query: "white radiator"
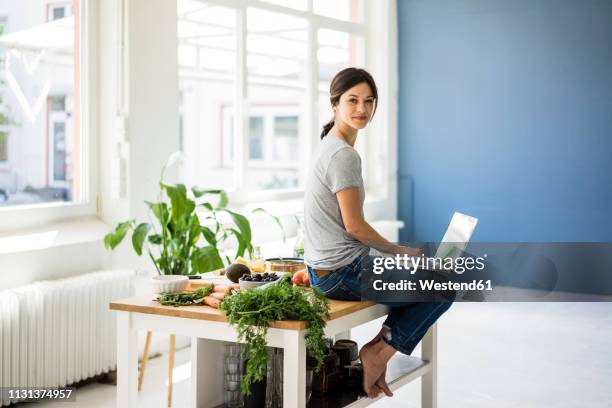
[0,270,134,406]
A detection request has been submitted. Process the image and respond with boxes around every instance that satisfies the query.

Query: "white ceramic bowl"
[238,278,267,291]
[238,273,285,291]
[151,275,189,294]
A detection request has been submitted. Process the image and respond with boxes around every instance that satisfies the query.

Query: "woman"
[303,67,453,399]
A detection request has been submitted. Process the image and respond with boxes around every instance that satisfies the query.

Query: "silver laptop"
[413,212,479,272]
[434,212,479,259]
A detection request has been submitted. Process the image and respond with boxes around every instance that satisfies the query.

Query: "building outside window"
[0,130,7,162]
[0,0,83,207]
[48,2,72,22]
[48,95,72,186]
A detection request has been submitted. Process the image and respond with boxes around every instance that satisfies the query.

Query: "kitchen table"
[110,292,438,408]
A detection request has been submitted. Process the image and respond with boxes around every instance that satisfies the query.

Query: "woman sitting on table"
[303,67,453,399]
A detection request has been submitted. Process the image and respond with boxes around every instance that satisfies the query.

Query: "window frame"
[0,0,97,231]
[178,0,389,206]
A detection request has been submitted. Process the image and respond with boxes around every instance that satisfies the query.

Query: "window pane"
[313,0,363,22]
[0,2,81,207]
[273,116,298,161]
[247,8,306,87]
[177,0,236,190]
[246,8,305,191]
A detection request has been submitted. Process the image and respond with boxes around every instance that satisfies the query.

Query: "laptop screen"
[434,212,479,260]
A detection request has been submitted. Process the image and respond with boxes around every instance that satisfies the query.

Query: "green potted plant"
[104,153,254,292]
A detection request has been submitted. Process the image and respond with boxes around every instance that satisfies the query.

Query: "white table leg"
[283,330,306,408]
[421,323,438,408]
[116,312,138,408]
[191,337,225,408]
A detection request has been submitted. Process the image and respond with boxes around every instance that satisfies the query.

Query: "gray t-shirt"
[303,131,369,270]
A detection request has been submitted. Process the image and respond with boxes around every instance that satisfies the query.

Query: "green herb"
[156,286,214,307]
[220,276,330,394]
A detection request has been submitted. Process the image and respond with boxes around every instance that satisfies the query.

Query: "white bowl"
[151,275,189,294]
[239,273,285,291]
[238,278,267,290]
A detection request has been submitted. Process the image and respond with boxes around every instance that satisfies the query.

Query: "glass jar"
[224,343,244,408]
[265,348,283,408]
[251,245,266,272]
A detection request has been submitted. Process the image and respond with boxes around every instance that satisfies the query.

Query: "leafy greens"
[220,276,330,394]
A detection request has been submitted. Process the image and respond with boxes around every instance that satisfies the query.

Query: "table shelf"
[308,355,430,408]
[214,355,430,408]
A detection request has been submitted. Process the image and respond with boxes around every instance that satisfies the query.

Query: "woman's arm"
[336,187,422,256]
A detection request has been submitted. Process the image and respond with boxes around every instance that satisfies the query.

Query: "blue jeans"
[307,255,453,355]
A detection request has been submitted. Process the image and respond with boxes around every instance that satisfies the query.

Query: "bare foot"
[375,366,393,397]
[359,341,390,398]
[370,383,383,399]
[362,328,393,397]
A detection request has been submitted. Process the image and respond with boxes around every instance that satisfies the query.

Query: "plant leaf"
[188,215,201,246]
[223,210,252,244]
[146,201,169,226]
[164,184,196,228]
[217,191,229,209]
[103,220,134,250]
[224,210,253,258]
[131,223,151,256]
[200,226,217,245]
[227,228,247,259]
[191,246,225,273]
[192,188,228,208]
[148,234,163,245]
[170,238,183,259]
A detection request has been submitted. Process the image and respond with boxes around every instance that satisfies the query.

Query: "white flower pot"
[151,275,189,294]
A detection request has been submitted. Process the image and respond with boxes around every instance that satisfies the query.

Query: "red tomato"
[292,270,305,285]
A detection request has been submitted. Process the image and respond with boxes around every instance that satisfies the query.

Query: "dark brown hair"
[320,67,378,139]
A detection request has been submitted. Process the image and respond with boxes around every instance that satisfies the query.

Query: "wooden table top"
[109,289,376,331]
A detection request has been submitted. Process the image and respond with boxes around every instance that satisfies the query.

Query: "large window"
[177,0,366,200]
[0,0,84,208]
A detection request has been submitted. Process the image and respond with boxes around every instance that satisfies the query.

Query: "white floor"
[32,302,612,408]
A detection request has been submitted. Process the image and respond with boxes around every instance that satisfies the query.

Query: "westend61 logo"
[372,253,487,275]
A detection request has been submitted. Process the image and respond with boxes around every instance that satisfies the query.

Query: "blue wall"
[397,0,612,242]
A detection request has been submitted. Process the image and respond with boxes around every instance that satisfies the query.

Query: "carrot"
[210,292,226,301]
[203,296,221,309]
[213,285,231,294]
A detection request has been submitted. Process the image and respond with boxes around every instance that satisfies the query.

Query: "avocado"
[226,263,251,283]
